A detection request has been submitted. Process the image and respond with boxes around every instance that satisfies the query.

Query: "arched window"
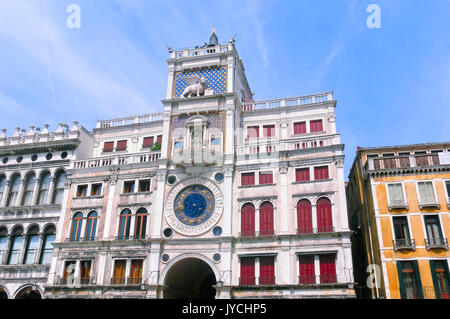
[135,208,147,239]
[21,173,36,206]
[52,171,66,204]
[297,199,313,234]
[259,201,274,236]
[37,172,51,205]
[24,226,39,264]
[85,211,98,241]
[70,212,83,241]
[6,174,20,207]
[241,203,255,237]
[317,197,333,233]
[40,226,55,264]
[0,227,7,264]
[0,175,6,203]
[7,227,23,265]
[118,209,132,240]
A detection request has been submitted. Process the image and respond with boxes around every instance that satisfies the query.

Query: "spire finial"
[212,26,216,34]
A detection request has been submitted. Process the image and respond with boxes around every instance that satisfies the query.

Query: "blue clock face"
[174,185,215,226]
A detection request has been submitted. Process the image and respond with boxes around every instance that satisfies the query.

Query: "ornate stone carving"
[181,76,207,98]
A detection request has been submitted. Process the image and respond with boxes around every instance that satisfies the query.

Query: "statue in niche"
[181,76,207,98]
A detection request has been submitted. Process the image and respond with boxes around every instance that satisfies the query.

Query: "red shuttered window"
[293,122,306,135]
[297,199,313,234]
[116,140,127,151]
[259,256,275,285]
[259,201,274,236]
[241,172,255,186]
[319,254,337,283]
[317,197,333,233]
[156,135,162,144]
[241,203,255,237]
[259,172,273,185]
[240,257,255,285]
[143,137,154,148]
[295,168,310,182]
[299,255,315,284]
[103,141,114,152]
[247,126,259,139]
[263,125,276,137]
[314,166,329,180]
[310,119,323,132]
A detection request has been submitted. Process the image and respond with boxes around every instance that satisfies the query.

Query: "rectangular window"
[310,119,323,133]
[138,179,150,193]
[156,135,162,144]
[116,140,127,151]
[299,255,315,284]
[430,260,450,299]
[314,166,329,180]
[240,257,255,285]
[295,168,310,182]
[393,217,411,241]
[263,125,276,137]
[415,152,429,167]
[129,260,143,285]
[174,138,184,149]
[211,136,221,145]
[293,122,306,135]
[259,256,275,285]
[397,261,423,299]
[241,172,255,186]
[247,126,259,139]
[123,181,135,194]
[383,153,396,169]
[91,183,102,196]
[112,260,127,285]
[424,216,443,244]
[418,181,436,205]
[103,141,114,153]
[388,183,405,206]
[80,260,91,285]
[319,254,337,283]
[446,181,450,201]
[259,172,273,185]
[76,185,88,197]
[143,137,154,148]
[63,261,76,284]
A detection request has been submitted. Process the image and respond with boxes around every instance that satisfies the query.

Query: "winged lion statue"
[181,75,207,98]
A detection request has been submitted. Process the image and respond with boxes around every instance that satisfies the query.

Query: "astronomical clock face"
[174,185,215,226]
[165,177,224,236]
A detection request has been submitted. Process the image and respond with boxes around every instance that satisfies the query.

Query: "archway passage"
[163,258,217,299]
[0,288,7,299]
[15,287,42,299]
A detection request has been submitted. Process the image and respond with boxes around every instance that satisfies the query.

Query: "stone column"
[103,176,118,239]
[222,166,233,236]
[45,177,56,205]
[34,233,44,264]
[18,234,27,265]
[31,178,40,206]
[312,204,318,232]
[15,178,26,207]
[151,170,167,238]
[0,180,10,207]
[279,164,289,234]
[1,235,10,264]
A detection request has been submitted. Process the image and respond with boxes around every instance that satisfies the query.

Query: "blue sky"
[0,0,449,177]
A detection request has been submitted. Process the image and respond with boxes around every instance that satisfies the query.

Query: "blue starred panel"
[174,67,227,97]
[172,112,225,130]
[174,185,215,226]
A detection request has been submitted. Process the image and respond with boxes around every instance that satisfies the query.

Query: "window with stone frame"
[417,181,436,205]
[388,183,406,206]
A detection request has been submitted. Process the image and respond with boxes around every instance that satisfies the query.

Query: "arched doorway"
[15,286,42,299]
[163,258,217,299]
[0,287,7,299]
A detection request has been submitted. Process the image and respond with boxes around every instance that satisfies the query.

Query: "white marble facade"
[0,35,355,299]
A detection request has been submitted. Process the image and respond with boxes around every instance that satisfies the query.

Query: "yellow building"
[346,142,450,299]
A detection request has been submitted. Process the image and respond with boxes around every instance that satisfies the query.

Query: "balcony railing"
[242,92,333,112]
[110,277,126,285]
[423,286,450,299]
[98,112,163,128]
[73,151,161,169]
[366,154,445,172]
[425,238,448,250]
[393,239,415,251]
[298,274,338,285]
[296,227,336,234]
[238,277,276,286]
[54,276,95,286]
